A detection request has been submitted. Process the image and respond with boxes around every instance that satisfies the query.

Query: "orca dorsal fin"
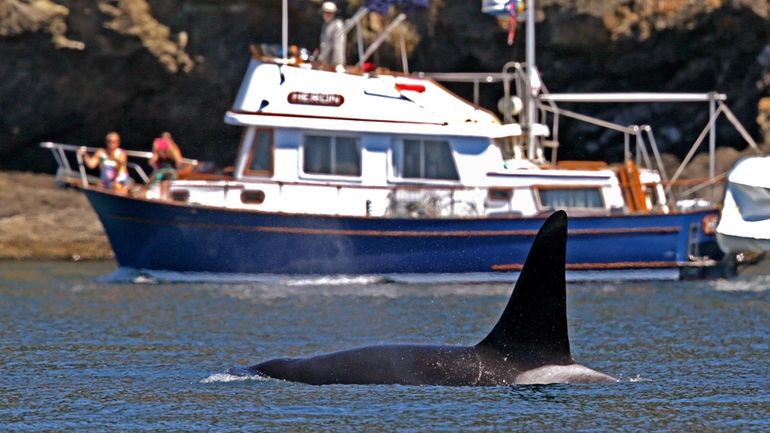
[477,210,573,366]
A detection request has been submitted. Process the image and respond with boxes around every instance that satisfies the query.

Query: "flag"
[481,0,524,16]
[481,1,526,45]
[365,0,430,15]
[507,0,526,45]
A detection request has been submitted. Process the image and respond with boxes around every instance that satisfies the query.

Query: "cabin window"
[303,135,361,176]
[399,139,459,180]
[537,187,604,209]
[245,128,274,176]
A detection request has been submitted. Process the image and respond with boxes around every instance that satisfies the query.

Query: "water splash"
[99,267,390,285]
[94,267,679,285]
[627,374,652,383]
[284,275,385,286]
[711,275,770,292]
[200,371,268,384]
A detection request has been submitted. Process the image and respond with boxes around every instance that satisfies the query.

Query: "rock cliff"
[1,0,769,173]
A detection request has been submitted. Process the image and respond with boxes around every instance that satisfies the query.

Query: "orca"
[236,211,617,385]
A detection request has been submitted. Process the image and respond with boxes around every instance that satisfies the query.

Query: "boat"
[717,156,770,255]
[41,0,731,281]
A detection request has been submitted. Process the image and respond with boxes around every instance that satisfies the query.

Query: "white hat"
[321,2,337,13]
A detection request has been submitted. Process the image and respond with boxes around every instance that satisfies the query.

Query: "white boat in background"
[717,156,770,254]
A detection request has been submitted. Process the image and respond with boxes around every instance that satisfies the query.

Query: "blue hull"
[84,189,721,276]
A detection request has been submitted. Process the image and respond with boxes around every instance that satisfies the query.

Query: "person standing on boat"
[149,132,183,179]
[317,1,346,72]
[79,131,130,193]
[148,132,183,199]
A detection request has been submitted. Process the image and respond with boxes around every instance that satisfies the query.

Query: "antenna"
[526,0,536,161]
[282,0,288,60]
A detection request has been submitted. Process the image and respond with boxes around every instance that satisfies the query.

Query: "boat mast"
[282,0,289,60]
[526,0,537,161]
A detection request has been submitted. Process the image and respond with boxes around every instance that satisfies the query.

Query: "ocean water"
[0,260,768,432]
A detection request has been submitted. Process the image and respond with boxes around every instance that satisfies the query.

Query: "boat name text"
[287,92,345,107]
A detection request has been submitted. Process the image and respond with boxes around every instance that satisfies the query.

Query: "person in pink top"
[148,131,184,198]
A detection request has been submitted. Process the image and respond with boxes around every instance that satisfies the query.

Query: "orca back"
[477,210,573,367]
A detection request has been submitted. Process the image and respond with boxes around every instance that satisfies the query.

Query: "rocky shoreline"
[1,1,768,172]
[0,171,112,260]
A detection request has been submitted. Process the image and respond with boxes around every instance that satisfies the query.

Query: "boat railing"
[270,5,411,74]
[422,60,761,205]
[541,92,762,204]
[40,141,199,189]
[413,71,515,109]
[513,59,761,204]
[416,64,660,170]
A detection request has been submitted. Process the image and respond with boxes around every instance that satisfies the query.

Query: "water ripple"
[1,260,769,432]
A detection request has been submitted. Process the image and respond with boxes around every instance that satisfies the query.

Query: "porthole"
[170,189,190,202]
[241,190,266,204]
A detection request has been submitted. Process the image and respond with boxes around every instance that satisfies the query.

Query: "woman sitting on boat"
[79,131,130,193]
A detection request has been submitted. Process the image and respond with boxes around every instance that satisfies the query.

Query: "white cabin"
[158,60,662,218]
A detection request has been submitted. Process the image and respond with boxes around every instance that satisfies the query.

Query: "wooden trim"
[616,163,635,212]
[626,160,647,212]
[554,160,608,170]
[177,173,234,181]
[616,160,648,213]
